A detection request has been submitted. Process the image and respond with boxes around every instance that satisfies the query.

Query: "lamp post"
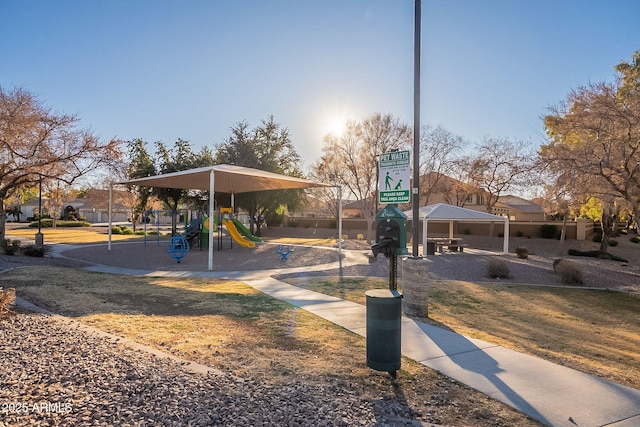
[35,176,44,246]
[412,0,421,258]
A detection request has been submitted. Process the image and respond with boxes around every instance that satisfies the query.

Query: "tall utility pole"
[412,0,421,257]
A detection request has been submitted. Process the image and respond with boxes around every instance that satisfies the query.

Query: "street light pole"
[35,175,44,246]
[412,0,421,258]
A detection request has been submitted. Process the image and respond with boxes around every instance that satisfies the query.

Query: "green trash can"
[366,289,402,374]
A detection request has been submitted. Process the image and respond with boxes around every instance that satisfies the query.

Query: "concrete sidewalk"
[81,261,640,427]
[240,275,640,427]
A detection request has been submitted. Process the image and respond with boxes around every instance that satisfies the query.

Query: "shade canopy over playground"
[110,164,336,270]
[404,203,509,255]
[122,164,329,193]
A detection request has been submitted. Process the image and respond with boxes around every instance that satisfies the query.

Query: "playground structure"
[277,245,293,261]
[113,163,337,270]
[219,207,261,248]
[141,208,261,251]
[167,235,189,263]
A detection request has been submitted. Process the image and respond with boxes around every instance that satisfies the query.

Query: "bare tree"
[44,181,78,226]
[541,51,640,249]
[305,171,341,221]
[0,86,122,241]
[469,137,537,213]
[313,113,411,241]
[419,125,464,205]
[439,155,479,207]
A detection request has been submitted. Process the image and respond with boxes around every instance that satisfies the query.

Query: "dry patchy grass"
[285,276,640,389]
[6,226,159,245]
[263,236,338,247]
[7,226,338,247]
[3,266,542,427]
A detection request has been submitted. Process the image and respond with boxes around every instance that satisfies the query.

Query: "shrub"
[0,287,16,315]
[539,224,558,239]
[463,229,471,235]
[515,230,524,237]
[631,236,640,244]
[567,249,628,263]
[553,258,563,271]
[1,239,20,255]
[264,211,284,227]
[515,247,529,259]
[23,245,51,257]
[111,225,133,235]
[554,260,584,286]
[486,258,511,279]
[29,219,90,228]
[608,239,619,247]
[497,232,504,237]
[592,233,602,243]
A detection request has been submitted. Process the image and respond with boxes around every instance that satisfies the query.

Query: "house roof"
[498,195,544,213]
[405,203,509,222]
[120,164,330,193]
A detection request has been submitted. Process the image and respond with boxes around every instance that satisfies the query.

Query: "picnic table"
[426,237,467,254]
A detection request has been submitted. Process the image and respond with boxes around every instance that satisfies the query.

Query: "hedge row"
[28,219,91,228]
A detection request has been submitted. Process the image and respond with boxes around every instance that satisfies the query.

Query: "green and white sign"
[379,150,410,203]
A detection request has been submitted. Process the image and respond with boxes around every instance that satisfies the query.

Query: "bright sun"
[325,119,346,136]
[321,113,351,137]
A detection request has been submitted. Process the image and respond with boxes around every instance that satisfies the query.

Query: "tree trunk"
[600,208,615,253]
[632,206,640,235]
[557,211,568,257]
[366,216,375,243]
[0,196,6,242]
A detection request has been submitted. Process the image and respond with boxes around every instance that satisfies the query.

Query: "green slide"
[232,218,262,242]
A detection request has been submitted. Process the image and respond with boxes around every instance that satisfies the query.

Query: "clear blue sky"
[2,0,639,170]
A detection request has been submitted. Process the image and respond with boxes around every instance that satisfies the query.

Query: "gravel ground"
[0,245,438,427]
[279,235,640,294]
[1,309,399,427]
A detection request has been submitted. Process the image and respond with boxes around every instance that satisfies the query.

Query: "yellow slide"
[222,219,256,248]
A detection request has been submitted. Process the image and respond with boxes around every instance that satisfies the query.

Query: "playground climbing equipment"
[167,235,190,263]
[277,245,293,261]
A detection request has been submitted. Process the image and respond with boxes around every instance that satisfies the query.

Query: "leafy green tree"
[215,116,305,235]
[153,139,202,235]
[124,138,215,233]
[125,138,157,231]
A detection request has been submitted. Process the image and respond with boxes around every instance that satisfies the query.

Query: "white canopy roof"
[406,203,509,222]
[111,164,335,270]
[120,164,329,193]
[404,203,509,255]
